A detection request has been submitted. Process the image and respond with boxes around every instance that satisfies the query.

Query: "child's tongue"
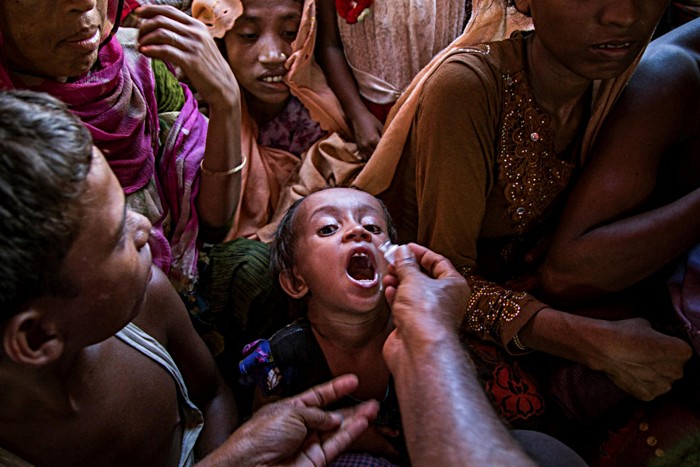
[347,254,375,281]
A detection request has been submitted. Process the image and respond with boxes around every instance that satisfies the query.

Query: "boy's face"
[289,188,391,315]
[57,148,153,347]
[223,0,301,118]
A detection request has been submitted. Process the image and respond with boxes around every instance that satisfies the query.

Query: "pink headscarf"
[0,29,207,291]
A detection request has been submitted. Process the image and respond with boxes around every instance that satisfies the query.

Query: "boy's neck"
[0,346,88,421]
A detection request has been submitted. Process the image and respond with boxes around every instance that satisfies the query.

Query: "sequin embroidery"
[498,73,575,234]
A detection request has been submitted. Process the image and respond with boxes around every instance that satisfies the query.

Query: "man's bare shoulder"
[130,265,185,345]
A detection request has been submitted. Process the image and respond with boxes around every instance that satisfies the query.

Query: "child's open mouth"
[346,250,378,287]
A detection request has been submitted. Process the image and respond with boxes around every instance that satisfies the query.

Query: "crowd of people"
[0,0,699,465]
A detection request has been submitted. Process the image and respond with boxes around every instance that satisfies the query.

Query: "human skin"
[0,1,243,234]
[541,18,700,301]
[223,0,301,124]
[276,188,400,458]
[315,0,383,157]
[400,0,689,401]
[135,5,243,232]
[382,244,536,466]
[0,151,237,464]
[198,374,379,467]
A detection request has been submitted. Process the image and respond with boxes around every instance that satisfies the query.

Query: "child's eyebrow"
[307,205,340,220]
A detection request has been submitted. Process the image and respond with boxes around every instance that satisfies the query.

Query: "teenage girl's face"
[223,0,302,118]
[0,0,110,81]
[524,0,669,81]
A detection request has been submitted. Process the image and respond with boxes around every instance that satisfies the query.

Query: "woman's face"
[524,0,669,81]
[223,0,302,119]
[0,0,111,81]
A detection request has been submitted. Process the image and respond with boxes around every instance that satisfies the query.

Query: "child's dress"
[240,318,408,465]
[336,0,468,119]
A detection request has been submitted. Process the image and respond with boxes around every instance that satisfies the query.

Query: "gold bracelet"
[200,155,247,177]
[512,332,527,351]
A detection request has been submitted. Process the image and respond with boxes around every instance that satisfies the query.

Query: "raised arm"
[542,40,700,302]
[136,5,243,234]
[315,0,382,156]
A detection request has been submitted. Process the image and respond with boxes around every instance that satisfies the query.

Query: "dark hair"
[270,186,398,285]
[0,90,93,320]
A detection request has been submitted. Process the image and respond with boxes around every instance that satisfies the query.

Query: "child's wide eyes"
[364,224,383,234]
[318,224,338,236]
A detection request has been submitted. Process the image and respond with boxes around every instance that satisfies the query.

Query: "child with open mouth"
[239,187,406,466]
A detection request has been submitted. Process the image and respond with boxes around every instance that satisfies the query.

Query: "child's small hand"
[350,109,383,158]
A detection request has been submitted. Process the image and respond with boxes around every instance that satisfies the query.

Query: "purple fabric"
[257,95,326,157]
[668,242,700,354]
[0,32,205,289]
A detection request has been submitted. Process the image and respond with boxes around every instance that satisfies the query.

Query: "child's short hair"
[270,187,398,282]
[0,90,93,319]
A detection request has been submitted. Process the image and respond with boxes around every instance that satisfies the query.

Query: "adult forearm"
[543,188,700,300]
[390,337,535,466]
[197,98,243,232]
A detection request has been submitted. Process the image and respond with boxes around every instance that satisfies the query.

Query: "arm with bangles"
[410,52,691,403]
[136,5,243,237]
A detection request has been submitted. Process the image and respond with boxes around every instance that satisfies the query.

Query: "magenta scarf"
[0,33,206,291]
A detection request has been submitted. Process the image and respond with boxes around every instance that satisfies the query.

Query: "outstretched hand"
[135,5,240,107]
[382,244,469,364]
[198,374,379,467]
[595,318,692,401]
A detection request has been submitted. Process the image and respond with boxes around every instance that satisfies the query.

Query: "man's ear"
[3,309,64,367]
[278,269,309,299]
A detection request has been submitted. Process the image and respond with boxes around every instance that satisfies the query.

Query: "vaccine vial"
[378,239,400,266]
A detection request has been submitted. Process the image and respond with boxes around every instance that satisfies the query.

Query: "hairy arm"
[383,245,535,466]
[542,43,700,301]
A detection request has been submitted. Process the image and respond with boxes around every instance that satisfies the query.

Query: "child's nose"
[343,224,372,242]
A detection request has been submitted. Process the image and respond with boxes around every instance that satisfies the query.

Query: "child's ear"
[3,309,64,367]
[278,269,309,299]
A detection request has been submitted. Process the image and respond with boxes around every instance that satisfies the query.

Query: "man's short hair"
[0,90,93,319]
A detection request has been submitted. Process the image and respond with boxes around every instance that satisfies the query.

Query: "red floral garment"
[335,0,373,24]
[464,336,546,424]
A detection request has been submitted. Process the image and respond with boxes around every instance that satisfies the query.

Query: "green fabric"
[194,238,288,357]
[153,59,185,113]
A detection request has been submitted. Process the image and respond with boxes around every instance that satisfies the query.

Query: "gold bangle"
[512,332,527,351]
[200,155,247,177]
